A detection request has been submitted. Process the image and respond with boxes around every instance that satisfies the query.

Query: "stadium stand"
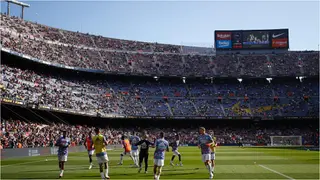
[1,64,318,118]
[1,13,319,77]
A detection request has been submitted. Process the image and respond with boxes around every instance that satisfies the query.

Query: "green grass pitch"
[1,146,319,179]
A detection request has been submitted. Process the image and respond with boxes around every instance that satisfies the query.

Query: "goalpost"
[270,136,302,146]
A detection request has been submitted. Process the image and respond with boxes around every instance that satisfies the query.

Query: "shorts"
[58,154,68,162]
[122,151,131,156]
[173,150,180,156]
[131,150,139,157]
[96,153,109,164]
[88,150,95,155]
[211,152,215,160]
[201,154,211,162]
[154,159,164,167]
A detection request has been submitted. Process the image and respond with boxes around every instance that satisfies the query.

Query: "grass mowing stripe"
[258,164,296,180]
[1,159,57,167]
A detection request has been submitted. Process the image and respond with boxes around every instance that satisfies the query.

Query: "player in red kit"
[84,131,95,169]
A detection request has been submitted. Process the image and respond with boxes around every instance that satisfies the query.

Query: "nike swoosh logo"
[272,33,285,38]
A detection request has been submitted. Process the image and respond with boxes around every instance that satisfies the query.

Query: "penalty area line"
[258,164,295,180]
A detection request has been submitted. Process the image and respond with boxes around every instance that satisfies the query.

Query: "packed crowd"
[1,119,318,149]
[1,14,319,77]
[1,65,319,118]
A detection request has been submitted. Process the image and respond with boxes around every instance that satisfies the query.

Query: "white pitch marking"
[258,164,296,180]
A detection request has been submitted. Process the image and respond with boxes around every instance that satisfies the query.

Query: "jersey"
[130,135,140,151]
[154,138,169,160]
[56,137,70,156]
[136,139,154,153]
[210,141,217,153]
[172,140,179,151]
[198,133,213,155]
[122,139,131,152]
[92,134,107,156]
[86,137,94,150]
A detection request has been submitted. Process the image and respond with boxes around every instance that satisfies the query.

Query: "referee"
[135,134,154,173]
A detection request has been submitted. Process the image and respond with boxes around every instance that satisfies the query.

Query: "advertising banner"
[232,32,243,49]
[1,146,86,159]
[1,145,123,159]
[216,40,232,48]
[216,32,232,40]
[272,38,288,48]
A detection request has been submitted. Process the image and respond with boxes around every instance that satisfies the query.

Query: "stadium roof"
[6,0,30,7]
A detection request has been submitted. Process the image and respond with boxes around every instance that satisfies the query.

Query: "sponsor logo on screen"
[272,38,288,48]
[217,40,231,48]
[233,43,242,49]
[216,32,232,40]
[272,32,287,39]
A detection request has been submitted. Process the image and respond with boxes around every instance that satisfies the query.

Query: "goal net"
[270,136,302,146]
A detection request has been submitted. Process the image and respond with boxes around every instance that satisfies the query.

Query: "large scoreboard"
[215,29,289,50]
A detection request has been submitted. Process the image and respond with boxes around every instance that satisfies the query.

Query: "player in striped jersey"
[170,133,183,166]
[84,131,95,169]
[153,132,169,180]
[129,131,140,167]
[198,127,214,179]
[55,130,70,179]
[92,128,110,180]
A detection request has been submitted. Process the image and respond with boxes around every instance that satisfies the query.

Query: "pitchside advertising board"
[215,29,289,50]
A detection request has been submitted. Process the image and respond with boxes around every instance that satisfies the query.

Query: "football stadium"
[1,1,319,180]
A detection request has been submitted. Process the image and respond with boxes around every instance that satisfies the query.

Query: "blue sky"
[1,0,319,50]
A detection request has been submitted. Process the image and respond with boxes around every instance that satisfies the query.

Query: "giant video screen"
[242,31,270,48]
[215,29,289,50]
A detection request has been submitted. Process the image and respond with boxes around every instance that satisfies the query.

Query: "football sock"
[105,164,109,177]
[60,170,64,176]
[171,155,175,161]
[178,154,181,162]
[206,164,212,174]
[100,172,105,179]
[120,154,124,163]
[89,155,92,163]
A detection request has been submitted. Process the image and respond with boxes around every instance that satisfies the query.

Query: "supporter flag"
[274,96,279,102]
[304,95,309,102]
[174,92,181,97]
[122,91,129,95]
[105,93,111,97]
[163,96,168,102]
[257,106,273,113]
[229,92,235,97]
